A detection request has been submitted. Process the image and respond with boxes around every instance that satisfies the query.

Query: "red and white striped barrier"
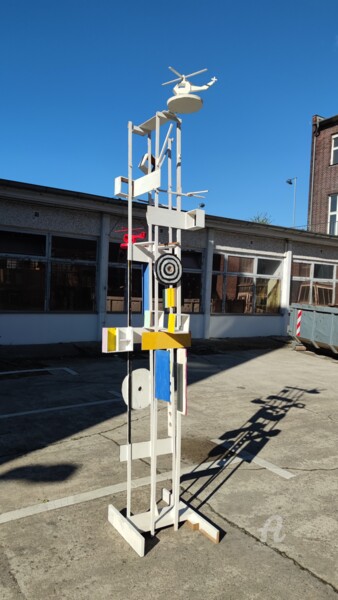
[296,309,302,337]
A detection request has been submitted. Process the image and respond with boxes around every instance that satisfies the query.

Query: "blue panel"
[155,350,170,402]
[142,265,149,313]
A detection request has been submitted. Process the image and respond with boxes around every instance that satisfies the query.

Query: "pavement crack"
[286,466,338,472]
[0,544,28,599]
[301,406,338,424]
[183,490,338,595]
[98,433,120,447]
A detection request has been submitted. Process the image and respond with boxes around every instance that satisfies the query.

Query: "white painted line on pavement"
[0,367,78,376]
[0,456,240,525]
[0,399,119,420]
[211,438,295,480]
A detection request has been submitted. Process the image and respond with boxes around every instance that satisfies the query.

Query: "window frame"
[181,250,204,314]
[291,260,338,306]
[0,229,98,313]
[107,242,143,314]
[211,253,282,315]
[331,134,338,166]
[328,194,338,235]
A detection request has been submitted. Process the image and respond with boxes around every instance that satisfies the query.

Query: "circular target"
[122,368,150,410]
[154,254,182,285]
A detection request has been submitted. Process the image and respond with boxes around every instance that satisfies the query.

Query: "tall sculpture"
[102,67,218,556]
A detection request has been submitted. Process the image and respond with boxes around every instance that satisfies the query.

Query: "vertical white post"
[167,135,176,491]
[168,136,173,238]
[147,130,155,533]
[173,120,182,530]
[126,120,133,518]
[150,113,161,536]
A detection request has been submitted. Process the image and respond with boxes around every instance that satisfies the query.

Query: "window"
[313,264,334,279]
[182,250,202,270]
[50,236,97,312]
[292,262,311,278]
[225,276,253,313]
[107,266,126,312]
[331,135,338,166]
[256,278,280,313]
[257,258,281,276]
[0,230,98,313]
[291,261,337,306]
[106,247,203,315]
[0,259,45,311]
[50,264,96,311]
[0,231,47,311]
[181,251,203,313]
[0,231,46,256]
[108,242,126,264]
[211,254,282,314]
[228,256,254,273]
[107,243,143,313]
[328,195,338,235]
[51,236,97,261]
[211,273,224,313]
[182,271,202,313]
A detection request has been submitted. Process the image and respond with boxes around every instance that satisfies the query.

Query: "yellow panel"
[165,287,176,308]
[107,328,117,352]
[168,313,176,333]
[142,331,191,350]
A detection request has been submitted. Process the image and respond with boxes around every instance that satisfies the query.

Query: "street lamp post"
[286,177,297,227]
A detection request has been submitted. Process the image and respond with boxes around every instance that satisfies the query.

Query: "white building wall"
[214,230,285,254]
[0,314,98,345]
[0,199,101,236]
[3,184,338,345]
[209,315,285,338]
[292,240,338,261]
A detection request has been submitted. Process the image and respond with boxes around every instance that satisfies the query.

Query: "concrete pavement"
[0,341,337,599]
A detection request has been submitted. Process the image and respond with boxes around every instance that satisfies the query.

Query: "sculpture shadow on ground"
[180,385,320,509]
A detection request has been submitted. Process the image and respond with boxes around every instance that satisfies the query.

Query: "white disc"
[167,94,203,114]
[122,368,150,410]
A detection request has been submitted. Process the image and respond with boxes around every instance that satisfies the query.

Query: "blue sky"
[1,0,338,228]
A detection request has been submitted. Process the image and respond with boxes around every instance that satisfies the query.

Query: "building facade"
[308,114,338,234]
[2,178,338,345]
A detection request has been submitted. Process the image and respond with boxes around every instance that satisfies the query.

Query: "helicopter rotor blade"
[185,68,208,79]
[168,66,183,78]
[162,77,182,86]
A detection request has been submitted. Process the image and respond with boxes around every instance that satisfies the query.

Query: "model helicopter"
[162,66,217,114]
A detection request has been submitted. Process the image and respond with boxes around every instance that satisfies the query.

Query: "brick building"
[308,114,338,234]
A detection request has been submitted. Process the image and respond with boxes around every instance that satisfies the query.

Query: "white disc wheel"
[122,368,150,410]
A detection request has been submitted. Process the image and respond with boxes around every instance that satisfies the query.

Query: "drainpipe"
[308,115,322,231]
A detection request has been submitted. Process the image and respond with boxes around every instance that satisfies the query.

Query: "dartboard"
[154,253,182,285]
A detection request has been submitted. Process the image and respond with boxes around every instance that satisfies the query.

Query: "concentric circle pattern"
[154,254,182,285]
